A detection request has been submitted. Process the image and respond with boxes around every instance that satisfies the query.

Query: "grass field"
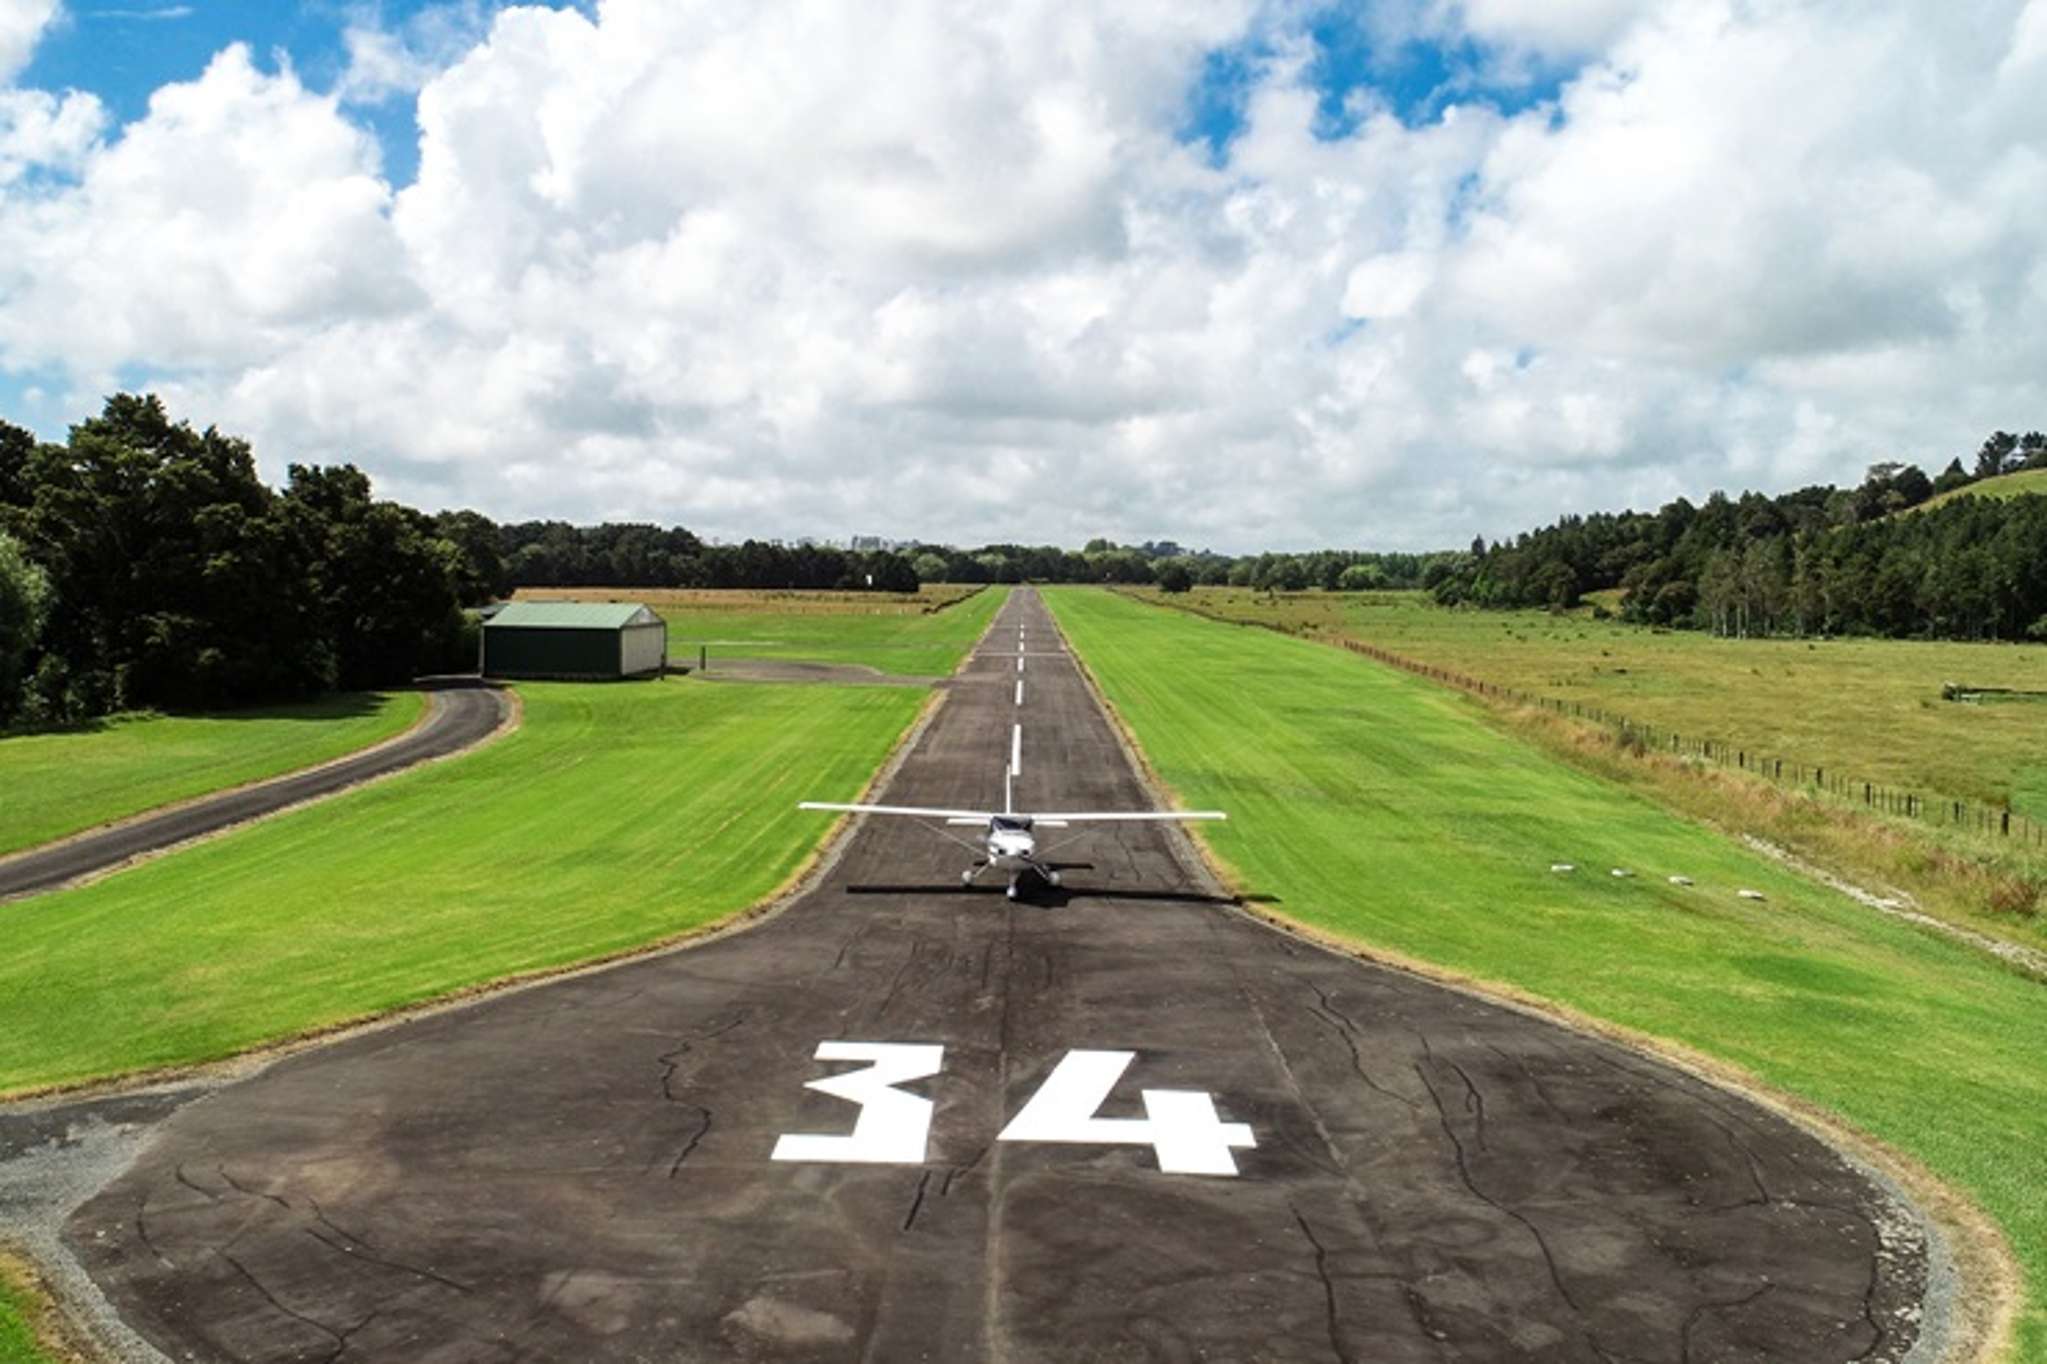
[518,583,987,612]
[0,692,426,857]
[1918,467,2047,514]
[517,583,1002,676]
[1050,586,2047,1361]
[0,1278,36,1364]
[0,677,924,1096]
[1133,586,2047,821]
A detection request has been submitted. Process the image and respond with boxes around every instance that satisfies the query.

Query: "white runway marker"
[1011,723,1023,776]
[1017,655,1025,673]
[1015,679,1024,707]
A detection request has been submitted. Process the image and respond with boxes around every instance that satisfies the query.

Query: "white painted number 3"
[772,1043,1255,1177]
[771,1042,944,1165]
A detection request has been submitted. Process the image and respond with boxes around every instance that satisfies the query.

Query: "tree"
[1932,457,1971,494]
[0,530,50,723]
[284,464,464,689]
[912,551,949,585]
[1975,431,2019,479]
[435,509,509,604]
[8,394,328,714]
[1155,561,1193,593]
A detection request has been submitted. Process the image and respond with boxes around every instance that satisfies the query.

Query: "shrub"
[1985,876,2040,917]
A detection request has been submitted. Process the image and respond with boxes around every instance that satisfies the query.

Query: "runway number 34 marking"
[770,1042,1256,1177]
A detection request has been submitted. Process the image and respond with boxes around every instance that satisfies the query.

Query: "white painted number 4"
[999,1049,1255,1176]
[771,1042,1255,1178]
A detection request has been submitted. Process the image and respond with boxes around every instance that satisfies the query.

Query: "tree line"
[0,394,1450,726]
[0,397,473,727]
[1431,431,2047,641]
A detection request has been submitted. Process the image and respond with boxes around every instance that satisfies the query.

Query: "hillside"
[1916,466,2047,513]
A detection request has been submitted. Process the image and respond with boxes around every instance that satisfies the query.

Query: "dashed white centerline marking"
[1015,679,1023,707]
[1017,655,1025,673]
[1011,723,1023,776]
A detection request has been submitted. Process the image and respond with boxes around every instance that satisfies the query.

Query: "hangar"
[481,601,668,680]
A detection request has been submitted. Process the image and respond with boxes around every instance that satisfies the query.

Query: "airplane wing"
[1024,811,1228,822]
[798,801,995,821]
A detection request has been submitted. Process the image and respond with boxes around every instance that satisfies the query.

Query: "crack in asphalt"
[1446,1060,1490,1155]
[133,1193,174,1270]
[1300,979,1422,1111]
[1289,1207,1348,1364]
[901,1170,933,1232]
[215,1166,290,1212]
[1679,1280,1774,1364]
[303,1226,474,1295]
[664,1107,714,1179]
[219,1249,362,1364]
[1414,1059,1583,1314]
[1482,1040,1574,1124]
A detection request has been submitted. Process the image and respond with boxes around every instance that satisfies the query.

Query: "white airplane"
[800,771,1226,901]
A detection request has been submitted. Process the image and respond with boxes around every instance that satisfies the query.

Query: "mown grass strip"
[657,580,1005,675]
[0,677,924,1097]
[0,692,426,858]
[1128,586,2047,822]
[1048,585,2047,1361]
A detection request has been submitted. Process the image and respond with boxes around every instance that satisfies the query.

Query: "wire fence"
[1134,591,2047,850]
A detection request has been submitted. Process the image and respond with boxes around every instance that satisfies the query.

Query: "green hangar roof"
[486,602,663,630]
[480,601,668,680]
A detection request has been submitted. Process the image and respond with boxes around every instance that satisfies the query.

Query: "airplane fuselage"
[796,779,1222,903]
[973,817,1059,898]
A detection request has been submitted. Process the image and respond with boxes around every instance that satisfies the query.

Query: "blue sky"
[24,2,1569,187]
[1181,8,1571,160]
[20,2,474,184]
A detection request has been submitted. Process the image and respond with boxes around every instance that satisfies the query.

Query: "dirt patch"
[690,659,939,687]
[1743,835,2047,983]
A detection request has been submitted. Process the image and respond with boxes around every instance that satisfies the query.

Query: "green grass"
[1139,586,2047,821]
[656,584,1004,675]
[0,692,427,857]
[0,1282,38,1364]
[1918,467,2047,513]
[1049,586,2047,1360]
[0,677,924,1096]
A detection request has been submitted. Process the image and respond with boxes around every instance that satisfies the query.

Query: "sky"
[0,1,2043,552]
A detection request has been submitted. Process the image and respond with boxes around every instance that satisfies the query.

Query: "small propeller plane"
[800,771,1226,901]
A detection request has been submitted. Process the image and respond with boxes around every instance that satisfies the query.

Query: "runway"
[34,590,1927,1361]
[0,680,510,902]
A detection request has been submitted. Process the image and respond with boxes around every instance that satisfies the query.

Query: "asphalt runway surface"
[34,592,1929,1362]
[0,680,509,902]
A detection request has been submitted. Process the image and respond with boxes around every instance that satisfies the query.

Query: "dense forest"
[0,397,473,726]
[1431,433,2047,641]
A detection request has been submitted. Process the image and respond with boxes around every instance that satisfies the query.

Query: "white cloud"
[1441,0,1650,59]
[0,44,414,373]
[0,85,101,182]
[336,1,497,105]
[2,0,2046,551]
[0,0,59,83]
